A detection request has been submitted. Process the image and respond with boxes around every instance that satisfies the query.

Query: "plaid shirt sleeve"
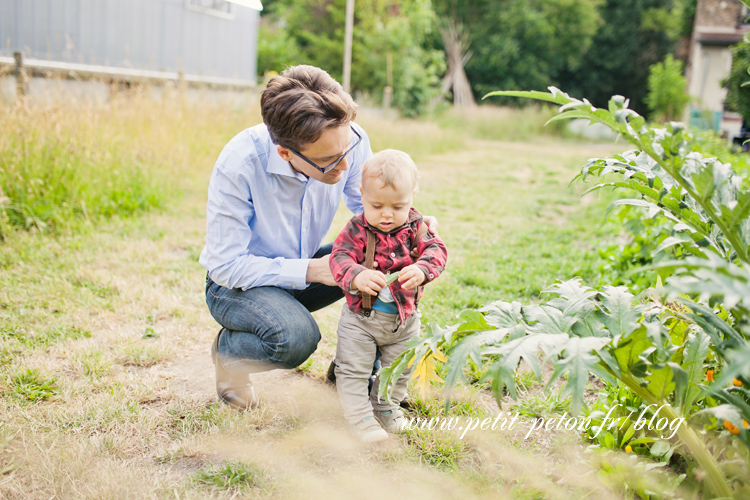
[413,220,448,285]
[329,218,369,293]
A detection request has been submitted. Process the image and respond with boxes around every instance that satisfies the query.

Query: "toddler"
[329,149,448,442]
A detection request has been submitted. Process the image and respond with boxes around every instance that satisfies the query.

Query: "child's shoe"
[351,417,388,443]
[374,408,407,433]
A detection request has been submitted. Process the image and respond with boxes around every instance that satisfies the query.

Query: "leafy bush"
[645,54,690,123]
[381,89,750,498]
[723,36,750,122]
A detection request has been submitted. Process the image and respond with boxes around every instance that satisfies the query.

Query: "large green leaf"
[523,304,577,335]
[480,300,526,338]
[675,330,710,414]
[645,364,676,402]
[443,328,511,389]
[547,336,612,414]
[612,328,652,372]
[483,333,569,401]
[598,286,643,339]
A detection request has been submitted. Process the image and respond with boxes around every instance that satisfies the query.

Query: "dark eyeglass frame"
[288,125,362,174]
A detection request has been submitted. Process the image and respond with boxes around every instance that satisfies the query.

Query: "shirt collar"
[266,143,308,182]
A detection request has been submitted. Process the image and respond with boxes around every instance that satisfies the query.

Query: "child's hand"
[353,269,387,296]
[398,265,426,290]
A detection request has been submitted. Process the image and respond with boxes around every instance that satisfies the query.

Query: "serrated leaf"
[443,328,511,391]
[409,349,447,400]
[547,336,612,415]
[524,304,577,334]
[483,333,570,400]
[455,309,492,332]
[645,365,675,401]
[598,286,642,338]
[676,331,710,413]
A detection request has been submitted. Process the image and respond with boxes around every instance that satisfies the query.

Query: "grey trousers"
[334,305,420,424]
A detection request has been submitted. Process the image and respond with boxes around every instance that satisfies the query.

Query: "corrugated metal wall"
[0,0,259,81]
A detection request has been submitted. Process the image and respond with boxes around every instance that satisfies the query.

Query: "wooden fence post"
[14,51,27,99]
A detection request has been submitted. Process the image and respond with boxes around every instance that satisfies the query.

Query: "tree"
[433,0,602,101]
[724,37,750,122]
[258,0,444,117]
[645,54,690,122]
[557,0,674,115]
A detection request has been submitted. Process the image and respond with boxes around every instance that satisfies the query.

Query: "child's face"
[361,175,414,232]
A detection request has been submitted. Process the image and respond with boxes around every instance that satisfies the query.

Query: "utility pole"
[343,0,354,93]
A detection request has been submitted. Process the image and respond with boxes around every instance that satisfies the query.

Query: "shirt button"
[390,252,396,257]
[429,274,434,279]
[292,285,297,289]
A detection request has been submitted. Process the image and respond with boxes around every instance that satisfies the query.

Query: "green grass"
[9,368,58,403]
[403,426,474,471]
[0,93,632,499]
[191,460,270,492]
[511,390,571,420]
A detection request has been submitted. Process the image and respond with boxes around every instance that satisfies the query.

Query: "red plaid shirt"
[330,208,448,323]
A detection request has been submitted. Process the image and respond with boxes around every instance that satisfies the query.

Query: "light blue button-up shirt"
[199,122,370,291]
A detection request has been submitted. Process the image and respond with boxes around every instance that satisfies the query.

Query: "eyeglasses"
[289,126,362,174]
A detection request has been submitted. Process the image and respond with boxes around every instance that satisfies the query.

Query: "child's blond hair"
[362,149,419,192]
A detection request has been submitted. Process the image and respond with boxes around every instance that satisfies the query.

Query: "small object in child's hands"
[384,272,400,287]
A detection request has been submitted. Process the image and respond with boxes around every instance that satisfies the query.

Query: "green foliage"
[403,426,472,470]
[724,36,750,122]
[257,20,303,76]
[259,0,444,117]
[0,107,165,234]
[436,0,602,101]
[511,389,570,419]
[191,460,268,492]
[382,89,750,497]
[645,54,690,122]
[9,368,58,402]
[558,0,674,115]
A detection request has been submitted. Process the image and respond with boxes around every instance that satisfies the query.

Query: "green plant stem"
[581,107,747,264]
[623,133,748,264]
[618,371,734,498]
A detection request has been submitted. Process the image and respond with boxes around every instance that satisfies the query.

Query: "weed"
[513,370,541,393]
[117,342,170,367]
[403,427,473,471]
[70,347,111,378]
[168,402,235,437]
[511,391,571,420]
[2,324,90,350]
[191,460,269,492]
[406,393,486,419]
[9,368,58,402]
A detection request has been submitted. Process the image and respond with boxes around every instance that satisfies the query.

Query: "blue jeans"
[205,244,344,374]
